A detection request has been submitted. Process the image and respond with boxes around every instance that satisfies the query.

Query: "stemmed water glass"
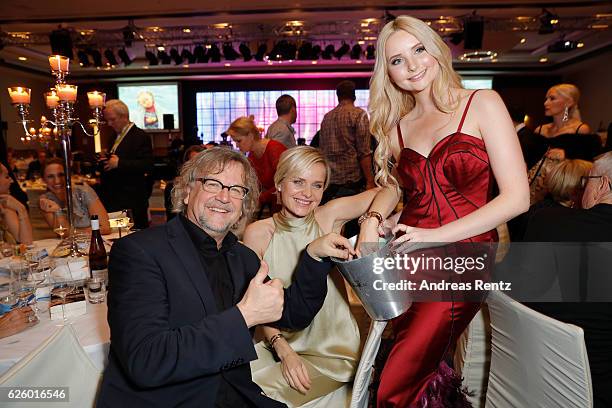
[53,209,69,240]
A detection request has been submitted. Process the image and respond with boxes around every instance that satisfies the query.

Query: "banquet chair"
[454,305,492,408]
[0,325,103,407]
[485,291,593,408]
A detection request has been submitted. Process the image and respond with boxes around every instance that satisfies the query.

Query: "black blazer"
[100,124,153,208]
[97,216,330,407]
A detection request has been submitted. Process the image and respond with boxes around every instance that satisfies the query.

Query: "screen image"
[118,83,180,130]
[196,89,369,144]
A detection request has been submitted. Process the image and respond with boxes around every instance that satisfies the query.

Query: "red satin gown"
[377,90,497,408]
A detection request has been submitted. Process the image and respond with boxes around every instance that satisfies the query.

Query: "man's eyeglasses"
[580,175,611,189]
[196,178,249,199]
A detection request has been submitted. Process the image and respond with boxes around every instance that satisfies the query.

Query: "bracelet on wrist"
[268,333,285,349]
[357,211,384,227]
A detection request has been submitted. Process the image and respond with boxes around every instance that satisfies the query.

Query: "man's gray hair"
[171,147,260,222]
[593,151,612,179]
[104,99,130,119]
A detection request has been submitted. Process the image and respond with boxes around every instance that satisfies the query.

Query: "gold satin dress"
[251,213,360,407]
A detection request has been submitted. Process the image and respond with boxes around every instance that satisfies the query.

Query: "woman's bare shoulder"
[242,217,275,256]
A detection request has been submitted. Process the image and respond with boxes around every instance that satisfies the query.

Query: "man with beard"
[97,147,355,407]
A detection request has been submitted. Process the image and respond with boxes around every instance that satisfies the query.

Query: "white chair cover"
[454,306,492,408]
[0,324,102,408]
[349,320,387,408]
[485,291,593,408]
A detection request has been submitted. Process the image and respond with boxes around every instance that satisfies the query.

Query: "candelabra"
[7,55,106,257]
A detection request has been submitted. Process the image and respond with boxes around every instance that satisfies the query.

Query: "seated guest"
[164,145,206,221]
[508,105,546,169]
[0,306,37,339]
[97,147,355,408]
[245,147,378,406]
[524,151,612,407]
[227,115,287,213]
[509,159,592,241]
[38,158,111,235]
[26,148,47,180]
[0,163,32,244]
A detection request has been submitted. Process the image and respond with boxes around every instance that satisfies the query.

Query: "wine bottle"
[88,215,108,281]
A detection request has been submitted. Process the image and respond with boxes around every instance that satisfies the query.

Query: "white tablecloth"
[0,303,110,375]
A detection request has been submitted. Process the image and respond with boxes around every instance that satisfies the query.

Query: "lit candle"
[90,120,102,153]
[45,90,60,108]
[7,87,31,104]
[87,91,106,108]
[49,55,70,72]
[56,84,78,102]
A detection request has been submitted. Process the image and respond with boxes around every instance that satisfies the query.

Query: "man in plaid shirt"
[319,80,375,206]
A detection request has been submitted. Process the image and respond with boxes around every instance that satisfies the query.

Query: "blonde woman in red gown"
[357,16,530,407]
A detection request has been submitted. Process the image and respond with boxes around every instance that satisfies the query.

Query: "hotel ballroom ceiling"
[0,0,610,77]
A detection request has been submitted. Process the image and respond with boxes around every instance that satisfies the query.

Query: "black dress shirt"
[180,215,252,408]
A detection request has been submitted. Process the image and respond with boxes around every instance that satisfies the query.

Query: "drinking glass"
[122,209,135,234]
[53,210,69,239]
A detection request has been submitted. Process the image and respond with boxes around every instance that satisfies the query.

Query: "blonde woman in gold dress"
[244,146,378,407]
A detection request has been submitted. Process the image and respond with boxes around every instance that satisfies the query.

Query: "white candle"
[87,91,105,108]
[7,87,31,104]
[57,84,78,102]
[49,55,70,72]
[45,90,60,108]
[90,119,102,153]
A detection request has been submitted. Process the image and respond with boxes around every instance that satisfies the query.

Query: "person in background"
[529,84,599,203]
[523,151,612,407]
[509,159,592,241]
[164,145,206,221]
[245,146,378,406]
[228,115,287,214]
[358,15,529,407]
[0,163,33,244]
[0,307,38,339]
[508,105,546,169]
[100,99,153,229]
[26,148,47,180]
[38,158,111,235]
[266,95,298,148]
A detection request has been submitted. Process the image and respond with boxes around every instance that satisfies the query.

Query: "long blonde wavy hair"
[369,15,463,188]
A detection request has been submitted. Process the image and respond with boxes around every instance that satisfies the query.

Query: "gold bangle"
[357,211,383,227]
[268,333,284,349]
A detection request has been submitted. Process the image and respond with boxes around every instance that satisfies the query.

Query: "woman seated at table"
[38,158,111,235]
[244,146,379,407]
[0,163,33,244]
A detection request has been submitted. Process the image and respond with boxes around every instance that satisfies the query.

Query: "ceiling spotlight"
[145,50,158,65]
[458,50,497,61]
[335,43,350,59]
[321,44,335,60]
[117,48,132,66]
[181,49,195,64]
[539,9,559,34]
[157,50,171,64]
[365,44,376,59]
[547,39,581,53]
[89,49,103,67]
[239,43,252,61]
[254,44,267,61]
[222,43,240,60]
[193,45,207,63]
[77,50,90,67]
[350,44,362,59]
[297,42,313,60]
[169,48,183,64]
[208,44,221,62]
[104,49,118,66]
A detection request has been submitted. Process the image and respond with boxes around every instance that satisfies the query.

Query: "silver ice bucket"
[332,235,412,321]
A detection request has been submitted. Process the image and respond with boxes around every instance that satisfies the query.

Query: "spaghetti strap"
[575,123,585,133]
[456,90,480,134]
[397,122,405,149]
[535,125,543,136]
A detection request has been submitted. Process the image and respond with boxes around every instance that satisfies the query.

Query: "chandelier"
[7,55,106,257]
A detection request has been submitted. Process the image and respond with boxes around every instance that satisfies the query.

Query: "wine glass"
[53,210,68,240]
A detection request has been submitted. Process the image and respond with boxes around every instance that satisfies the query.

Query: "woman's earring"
[562,106,569,122]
